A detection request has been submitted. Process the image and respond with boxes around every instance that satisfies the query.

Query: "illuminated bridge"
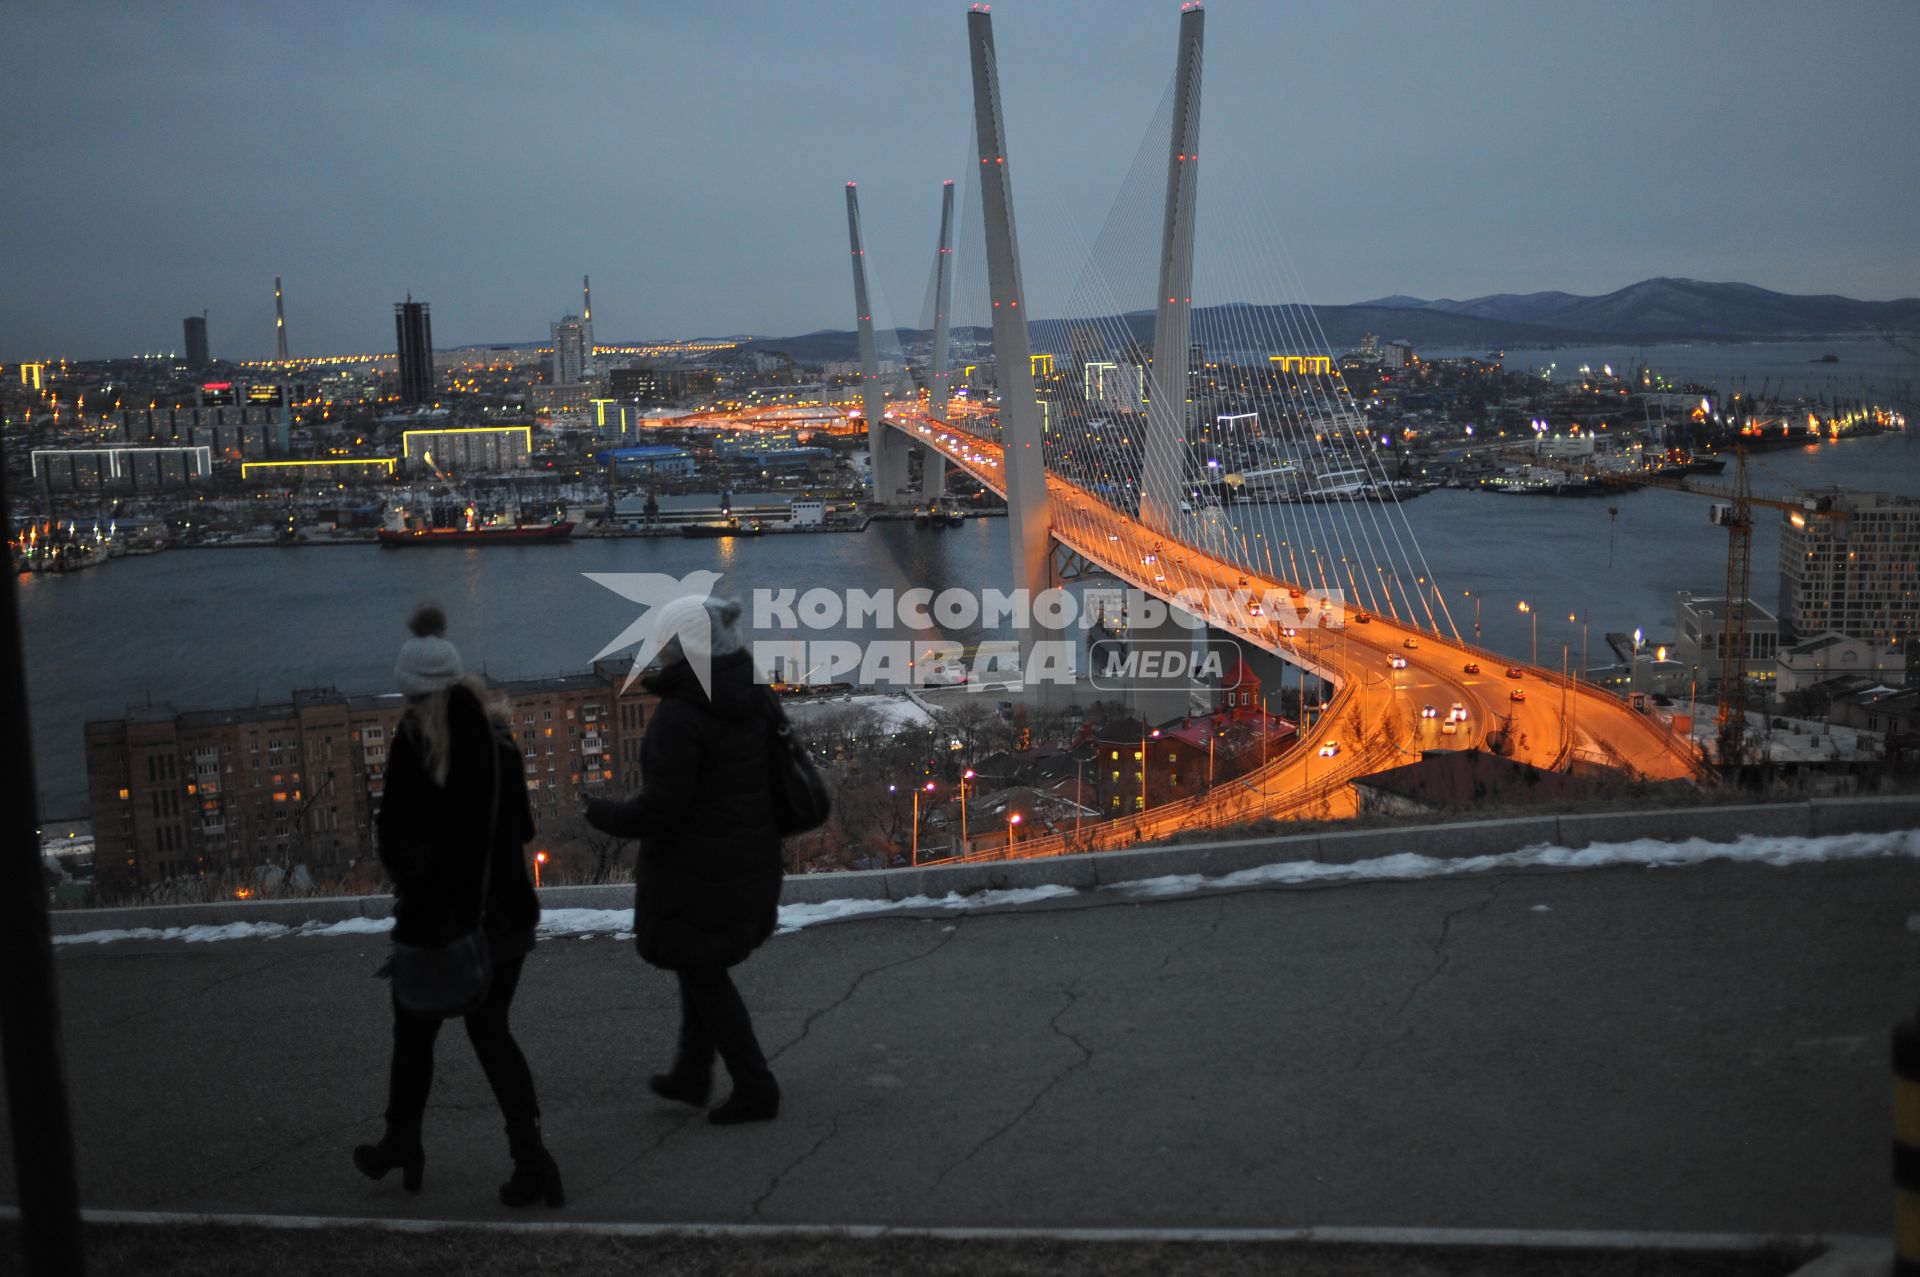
[837,4,1702,858]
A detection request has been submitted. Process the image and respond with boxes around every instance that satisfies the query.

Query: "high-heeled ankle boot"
[499,1118,565,1208]
[352,1129,424,1193]
[649,1068,712,1108]
[708,1073,780,1126]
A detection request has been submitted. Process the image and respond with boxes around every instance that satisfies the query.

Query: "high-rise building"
[1778,490,1920,646]
[581,274,596,369]
[551,316,591,386]
[394,298,434,405]
[183,314,210,368]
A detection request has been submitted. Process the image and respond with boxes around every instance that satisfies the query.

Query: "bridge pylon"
[966,5,1055,692]
[845,182,912,505]
[923,178,956,499]
[1138,2,1205,537]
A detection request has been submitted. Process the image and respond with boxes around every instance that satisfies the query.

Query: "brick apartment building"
[86,661,658,897]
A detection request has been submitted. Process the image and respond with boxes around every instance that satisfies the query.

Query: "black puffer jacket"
[377,683,539,958]
[585,650,783,970]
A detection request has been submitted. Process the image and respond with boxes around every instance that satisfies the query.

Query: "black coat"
[585,650,783,971]
[377,683,539,957]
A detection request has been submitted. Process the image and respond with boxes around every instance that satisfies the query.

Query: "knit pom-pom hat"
[394,603,465,695]
[651,595,746,667]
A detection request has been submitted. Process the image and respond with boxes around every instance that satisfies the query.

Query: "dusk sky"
[6,0,1917,360]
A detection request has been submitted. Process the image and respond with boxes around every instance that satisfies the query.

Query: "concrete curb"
[48,794,1920,935]
[0,1207,1877,1257]
[1782,1239,1892,1276]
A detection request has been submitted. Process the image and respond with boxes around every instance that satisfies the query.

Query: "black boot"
[649,1068,712,1108]
[499,1118,565,1208]
[352,1128,424,1193]
[709,1073,780,1126]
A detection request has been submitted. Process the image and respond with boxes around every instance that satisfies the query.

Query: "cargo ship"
[378,498,573,547]
[378,520,574,546]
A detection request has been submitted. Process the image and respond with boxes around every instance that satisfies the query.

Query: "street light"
[1568,612,1589,681]
[1008,811,1022,852]
[912,781,936,865]
[1140,726,1160,814]
[958,769,974,853]
[1260,690,1273,768]
[1463,590,1481,642]
[1518,600,1536,666]
[533,849,548,890]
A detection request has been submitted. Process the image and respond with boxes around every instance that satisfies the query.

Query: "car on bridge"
[1421,704,1438,719]
[1449,702,1468,721]
[1403,637,1419,649]
[1506,667,1524,679]
[1389,654,1409,669]
[1510,688,1527,702]
[1463,661,1481,674]
[1354,611,1373,623]
[1318,739,1339,757]
[1279,625,1297,638]
[1441,720,1459,735]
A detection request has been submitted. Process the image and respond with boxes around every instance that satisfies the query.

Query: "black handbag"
[766,691,831,835]
[389,729,502,1018]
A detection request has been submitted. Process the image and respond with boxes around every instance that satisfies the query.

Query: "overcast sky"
[6,0,1917,360]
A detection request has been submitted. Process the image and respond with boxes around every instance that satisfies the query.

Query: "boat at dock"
[914,502,965,527]
[681,518,765,539]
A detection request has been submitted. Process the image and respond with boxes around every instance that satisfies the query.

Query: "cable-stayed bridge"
[840,4,1702,855]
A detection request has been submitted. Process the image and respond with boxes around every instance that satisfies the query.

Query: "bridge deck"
[896,410,1701,856]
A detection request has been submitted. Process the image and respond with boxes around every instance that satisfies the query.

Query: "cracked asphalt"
[4,855,1913,1235]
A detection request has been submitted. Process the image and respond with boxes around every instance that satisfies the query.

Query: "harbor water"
[19,429,1920,815]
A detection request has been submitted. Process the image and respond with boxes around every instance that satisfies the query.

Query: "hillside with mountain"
[740,278,1918,363]
[1357,278,1920,340]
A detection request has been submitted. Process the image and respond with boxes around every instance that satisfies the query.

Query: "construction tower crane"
[1528,446,1850,771]
[1707,448,1754,767]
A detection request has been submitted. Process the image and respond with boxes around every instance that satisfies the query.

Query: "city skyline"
[4,0,1917,360]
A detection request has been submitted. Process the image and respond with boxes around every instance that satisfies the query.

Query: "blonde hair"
[405,673,510,786]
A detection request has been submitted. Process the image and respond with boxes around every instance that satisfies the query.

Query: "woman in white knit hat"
[354,603,564,1207]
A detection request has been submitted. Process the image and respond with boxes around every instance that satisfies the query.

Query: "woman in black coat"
[353,605,564,1206]
[586,595,785,1124]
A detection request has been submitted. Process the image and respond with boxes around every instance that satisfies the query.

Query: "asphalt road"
[4,855,1912,1234]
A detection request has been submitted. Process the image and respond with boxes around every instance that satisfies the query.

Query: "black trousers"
[386,955,540,1135]
[672,967,772,1084]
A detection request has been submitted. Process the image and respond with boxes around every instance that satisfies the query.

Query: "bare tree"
[930,698,1014,762]
[539,808,631,885]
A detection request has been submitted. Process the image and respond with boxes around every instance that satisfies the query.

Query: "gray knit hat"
[395,603,464,695]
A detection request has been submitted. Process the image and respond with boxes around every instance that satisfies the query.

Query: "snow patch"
[49,830,1920,946]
